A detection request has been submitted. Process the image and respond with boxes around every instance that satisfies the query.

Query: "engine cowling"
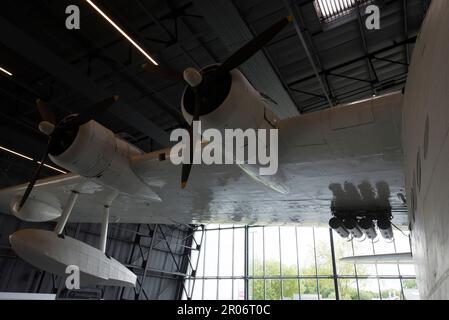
[180,67,287,193]
[181,67,279,132]
[49,121,161,201]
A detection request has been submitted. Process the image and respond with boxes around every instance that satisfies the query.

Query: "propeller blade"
[142,63,183,81]
[181,162,193,189]
[36,99,57,125]
[181,89,201,188]
[181,124,194,188]
[18,139,52,209]
[217,16,293,74]
[193,89,201,122]
[62,95,119,130]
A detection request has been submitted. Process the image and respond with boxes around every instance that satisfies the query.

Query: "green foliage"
[403,279,417,289]
[249,239,403,300]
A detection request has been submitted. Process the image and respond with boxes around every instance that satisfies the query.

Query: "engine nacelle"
[181,68,287,192]
[181,68,279,132]
[10,192,61,222]
[50,121,160,201]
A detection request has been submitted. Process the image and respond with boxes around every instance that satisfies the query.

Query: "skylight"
[314,0,370,21]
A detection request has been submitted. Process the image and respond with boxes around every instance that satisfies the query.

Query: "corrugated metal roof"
[0,0,428,162]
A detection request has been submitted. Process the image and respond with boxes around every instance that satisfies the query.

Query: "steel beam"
[136,224,157,300]
[288,36,417,87]
[329,228,340,300]
[284,0,334,108]
[0,18,171,147]
[354,0,378,95]
[402,0,410,66]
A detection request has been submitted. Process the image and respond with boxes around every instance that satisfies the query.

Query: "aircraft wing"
[0,92,408,226]
[340,252,413,264]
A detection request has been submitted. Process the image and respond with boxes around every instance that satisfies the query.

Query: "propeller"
[143,16,294,188]
[215,16,293,77]
[181,83,202,188]
[18,96,119,210]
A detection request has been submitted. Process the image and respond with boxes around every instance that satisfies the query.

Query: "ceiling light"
[0,66,12,76]
[85,0,158,65]
[0,145,67,174]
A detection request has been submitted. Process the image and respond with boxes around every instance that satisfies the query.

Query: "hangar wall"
[0,213,194,300]
[403,0,449,300]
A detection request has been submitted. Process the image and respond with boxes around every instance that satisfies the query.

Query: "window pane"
[300,279,318,300]
[377,263,399,276]
[234,228,245,276]
[282,280,299,300]
[394,232,411,252]
[374,238,396,254]
[219,229,233,276]
[192,279,203,300]
[353,237,374,255]
[352,240,376,276]
[314,228,332,275]
[249,227,264,277]
[334,232,356,276]
[249,279,264,300]
[218,279,233,300]
[298,228,316,276]
[358,279,380,300]
[399,264,416,276]
[402,279,420,300]
[354,264,377,276]
[379,279,402,300]
[265,279,281,300]
[264,227,280,276]
[204,230,219,276]
[319,279,336,300]
[280,227,299,276]
[203,279,218,300]
[233,279,245,300]
[338,279,359,300]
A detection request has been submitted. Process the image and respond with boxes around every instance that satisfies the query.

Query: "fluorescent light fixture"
[85,0,158,65]
[0,66,12,76]
[314,0,370,21]
[0,145,67,174]
[346,91,398,106]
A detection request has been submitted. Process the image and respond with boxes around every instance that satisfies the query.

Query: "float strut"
[100,205,110,253]
[54,191,79,235]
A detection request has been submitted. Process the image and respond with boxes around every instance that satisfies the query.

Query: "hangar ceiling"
[0,0,429,187]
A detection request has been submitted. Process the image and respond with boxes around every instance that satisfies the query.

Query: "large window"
[184,225,419,300]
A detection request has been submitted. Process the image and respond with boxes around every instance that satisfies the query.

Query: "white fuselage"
[401,0,449,300]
